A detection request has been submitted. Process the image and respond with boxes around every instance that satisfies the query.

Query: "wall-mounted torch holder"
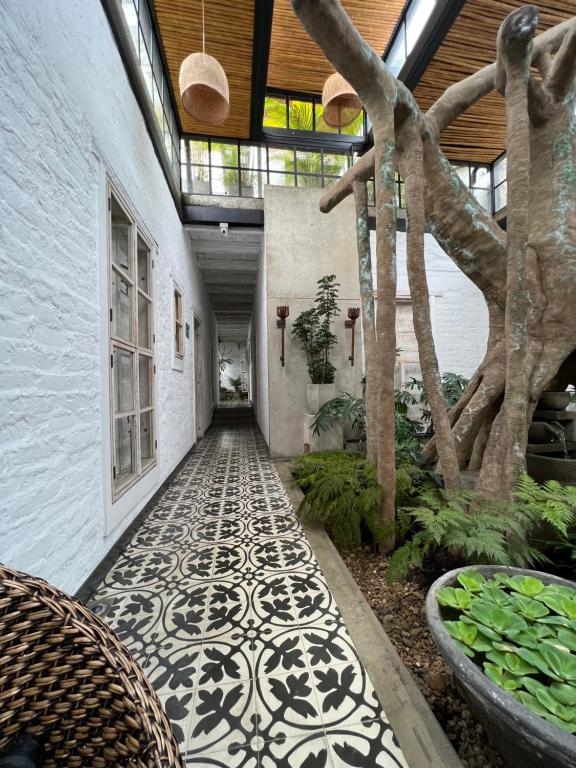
[276,305,289,367]
[345,307,360,366]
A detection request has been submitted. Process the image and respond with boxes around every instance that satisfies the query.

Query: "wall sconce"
[345,307,360,366]
[276,305,289,367]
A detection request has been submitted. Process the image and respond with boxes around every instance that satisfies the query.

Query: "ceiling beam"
[250,0,275,139]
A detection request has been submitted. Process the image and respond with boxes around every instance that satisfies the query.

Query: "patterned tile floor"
[88,424,408,768]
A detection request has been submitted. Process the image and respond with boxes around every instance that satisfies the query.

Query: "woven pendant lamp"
[179,0,230,125]
[321,72,362,128]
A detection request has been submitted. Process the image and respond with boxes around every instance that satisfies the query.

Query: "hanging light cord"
[202,0,206,53]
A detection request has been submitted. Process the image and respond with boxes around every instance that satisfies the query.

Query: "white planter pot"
[306,383,336,414]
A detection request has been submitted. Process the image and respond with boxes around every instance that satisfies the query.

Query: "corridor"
[87,424,407,767]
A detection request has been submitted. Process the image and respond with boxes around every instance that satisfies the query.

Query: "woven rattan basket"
[0,564,184,768]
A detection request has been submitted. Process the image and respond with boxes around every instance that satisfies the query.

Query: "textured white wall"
[370,230,489,378]
[0,0,213,592]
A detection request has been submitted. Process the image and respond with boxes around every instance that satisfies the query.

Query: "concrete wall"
[253,248,270,443]
[264,187,363,457]
[370,231,489,378]
[0,0,213,592]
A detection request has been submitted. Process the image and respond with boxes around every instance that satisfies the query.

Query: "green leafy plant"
[291,275,340,384]
[292,451,381,549]
[228,376,243,393]
[437,570,576,734]
[311,392,366,437]
[386,487,548,583]
[404,373,469,436]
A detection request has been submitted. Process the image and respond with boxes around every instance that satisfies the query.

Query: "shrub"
[292,451,381,549]
[387,486,546,582]
[437,570,576,734]
[311,392,366,437]
[291,274,340,384]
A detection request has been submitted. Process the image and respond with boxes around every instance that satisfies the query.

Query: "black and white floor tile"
[88,425,408,768]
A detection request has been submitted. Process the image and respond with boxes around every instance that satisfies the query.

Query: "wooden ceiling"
[267,0,406,94]
[414,0,574,163]
[154,0,255,138]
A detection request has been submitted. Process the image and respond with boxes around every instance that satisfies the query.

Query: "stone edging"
[274,459,463,768]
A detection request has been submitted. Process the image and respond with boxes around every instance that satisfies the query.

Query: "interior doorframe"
[194,314,203,440]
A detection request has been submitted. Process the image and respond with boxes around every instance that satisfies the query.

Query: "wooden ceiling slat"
[154,0,255,139]
[414,0,574,163]
[267,0,405,95]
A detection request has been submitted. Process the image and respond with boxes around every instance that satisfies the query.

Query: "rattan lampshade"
[321,72,362,128]
[179,51,230,125]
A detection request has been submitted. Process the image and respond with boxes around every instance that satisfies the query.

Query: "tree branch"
[546,17,576,102]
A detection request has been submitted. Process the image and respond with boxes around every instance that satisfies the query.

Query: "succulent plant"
[438,571,576,734]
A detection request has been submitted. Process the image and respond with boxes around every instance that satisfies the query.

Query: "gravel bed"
[343,547,504,768]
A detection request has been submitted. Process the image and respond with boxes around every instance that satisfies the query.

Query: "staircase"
[212,403,255,425]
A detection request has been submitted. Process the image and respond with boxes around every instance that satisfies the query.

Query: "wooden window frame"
[108,181,157,501]
[174,286,184,359]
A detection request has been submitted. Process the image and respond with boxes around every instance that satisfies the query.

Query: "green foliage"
[292,451,381,549]
[228,376,243,393]
[438,571,576,734]
[387,487,547,583]
[403,373,469,436]
[311,392,366,437]
[291,275,340,384]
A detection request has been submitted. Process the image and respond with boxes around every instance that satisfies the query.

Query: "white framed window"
[108,183,156,499]
[174,285,184,358]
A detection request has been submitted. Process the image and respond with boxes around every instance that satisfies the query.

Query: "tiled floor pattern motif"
[88,425,408,767]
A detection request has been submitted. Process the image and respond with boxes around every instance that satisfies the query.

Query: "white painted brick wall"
[370,231,489,377]
[0,0,214,592]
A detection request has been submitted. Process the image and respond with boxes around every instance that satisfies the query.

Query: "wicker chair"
[0,564,184,768]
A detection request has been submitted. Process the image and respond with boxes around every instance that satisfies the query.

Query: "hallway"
[87,424,407,767]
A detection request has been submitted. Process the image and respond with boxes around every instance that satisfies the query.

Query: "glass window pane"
[406,0,436,54]
[296,150,321,176]
[315,104,339,134]
[240,144,267,170]
[211,141,238,167]
[187,164,210,195]
[470,165,491,189]
[140,411,154,464]
[495,181,507,212]
[113,347,134,413]
[190,139,209,165]
[269,172,295,187]
[139,354,151,408]
[138,29,154,101]
[340,110,365,136]
[494,155,507,186]
[452,162,470,186]
[139,0,153,54]
[138,293,151,348]
[211,167,239,196]
[268,147,295,174]
[263,96,287,128]
[323,153,348,176]
[112,269,133,342]
[111,198,132,275]
[151,38,162,89]
[324,176,341,189]
[288,99,314,131]
[472,187,492,213]
[241,170,265,197]
[137,236,150,295]
[386,25,406,76]
[297,174,323,188]
[121,0,139,50]
[114,416,135,486]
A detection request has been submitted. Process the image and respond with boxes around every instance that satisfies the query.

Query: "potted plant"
[228,376,243,400]
[426,565,576,768]
[311,392,366,452]
[291,274,340,413]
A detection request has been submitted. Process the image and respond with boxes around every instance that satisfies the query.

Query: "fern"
[292,451,383,549]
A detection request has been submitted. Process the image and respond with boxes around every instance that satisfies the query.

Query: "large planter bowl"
[426,565,576,768]
[306,383,336,414]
